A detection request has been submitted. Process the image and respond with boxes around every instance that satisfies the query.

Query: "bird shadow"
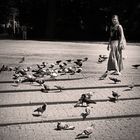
[47,77,84,82]
[131,68,138,69]
[53,90,62,93]
[75,135,89,139]
[108,97,116,103]
[32,84,42,87]
[11,84,19,87]
[108,82,117,84]
[54,128,61,131]
[32,114,42,117]
[123,88,132,92]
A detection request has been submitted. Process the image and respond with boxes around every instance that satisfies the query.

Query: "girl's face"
[112,16,119,25]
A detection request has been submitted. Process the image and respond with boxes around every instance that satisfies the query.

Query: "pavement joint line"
[0,114,140,127]
[0,84,140,93]
[0,97,140,108]
[0,78,83,84]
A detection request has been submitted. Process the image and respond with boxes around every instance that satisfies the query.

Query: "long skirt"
[107,40,123,72]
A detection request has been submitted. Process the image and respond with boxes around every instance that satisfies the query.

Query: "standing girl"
[100,15,126,79]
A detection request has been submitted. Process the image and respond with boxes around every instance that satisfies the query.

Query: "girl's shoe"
[113,71,121,75]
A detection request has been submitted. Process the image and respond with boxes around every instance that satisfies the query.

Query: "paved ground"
[0,40,140,140]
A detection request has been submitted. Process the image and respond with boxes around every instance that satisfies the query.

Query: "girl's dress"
[107,24,126,72]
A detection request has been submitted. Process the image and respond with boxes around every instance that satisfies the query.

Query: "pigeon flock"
[0,54,138,139]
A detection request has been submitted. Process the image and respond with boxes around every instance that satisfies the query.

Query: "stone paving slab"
[0,87,140,106]
[0,118,140,140]
[0,100,140,125]
[0,75,140,92]
[0,40,140,140]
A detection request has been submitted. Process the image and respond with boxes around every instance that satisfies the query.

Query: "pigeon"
[76,68,82,73]
[86,92,92,98]
[50,72,58,79]
[8,67,14,71]
[36,64,43,69]
[56,60,62,65]
[98,55,108,63]
[99,71,108,80]
[40,62,47,68]
[98,57,105,63]
[23,67,31,72]
[35,79,45,85]
[109,77,121,84]
[76,59,83,62]
[49,63,55,68]
[41,84,50,93]
[13,66,21,72]
[14,78,23,86]
[19,57,25,63]
[74,61,83,67]
[18,69,27,76]
[79,94,96,106]
[76,124,94,139]
[0,65,7,73]
[82,57,88,62]
[54,85,64,92]
[12,74,20,80]
[63,62,67,66]
[132,64,140,69]
[81,106,91,120]
[128,83,135,90]
[66,59,73,63]
[100,55,108,60]
[34,103,47,115]
[112,91,120,100]
[56,122,75,130]
[22,75,36,83]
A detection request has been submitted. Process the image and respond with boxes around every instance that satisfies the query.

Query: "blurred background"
[0,0,140,41]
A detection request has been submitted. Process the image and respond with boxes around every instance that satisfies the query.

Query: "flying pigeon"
[34,103,47,115]
[109,77,121,84]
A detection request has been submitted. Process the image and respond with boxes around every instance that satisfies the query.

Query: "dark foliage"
[0,0,140,41]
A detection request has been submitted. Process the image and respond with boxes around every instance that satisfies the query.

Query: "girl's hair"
[112,15,119,20]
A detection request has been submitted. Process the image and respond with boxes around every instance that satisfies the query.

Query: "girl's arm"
[118,25,124,46]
